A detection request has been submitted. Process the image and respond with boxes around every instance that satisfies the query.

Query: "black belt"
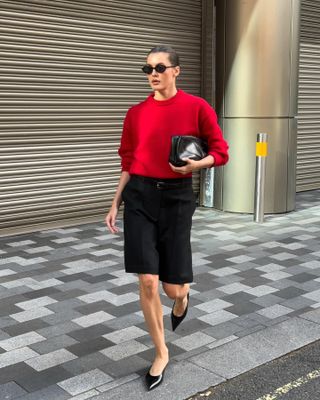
[130,174,192,189]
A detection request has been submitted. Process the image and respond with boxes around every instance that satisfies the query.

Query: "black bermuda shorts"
[122,174,197,284]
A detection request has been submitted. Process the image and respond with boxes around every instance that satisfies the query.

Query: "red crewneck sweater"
[118,89,229,178]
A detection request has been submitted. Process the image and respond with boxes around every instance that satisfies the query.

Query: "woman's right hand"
[105,204,120,234]
[105,171,130,234]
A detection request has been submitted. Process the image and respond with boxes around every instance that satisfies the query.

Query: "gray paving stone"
[62,352,109,376]
[36,321,80,339]
[299,308,320,324]
[14,384,69,400]
[235,324,265,337]
[0,381,27,399]
[30,334,79,354]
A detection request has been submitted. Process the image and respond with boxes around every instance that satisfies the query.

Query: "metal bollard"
[254,133,268,223]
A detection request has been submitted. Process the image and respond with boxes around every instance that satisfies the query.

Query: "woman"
[105,45,229,391]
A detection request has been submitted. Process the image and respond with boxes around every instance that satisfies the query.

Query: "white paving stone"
[244,285,279,297]
[198,309,238,326]
[103,326,148,344]
[72,311,115,328]
[301,261,320,269]
[0,347,39,368]
[173,332,215,351]
[209,267,239,277]
[220,244,246,251]
[261,271,292,281]
[108,275,138,286]
[100,340,148,361]
[58,369,113,396]
[0,331,46,351]
[7,240,35,247]
[227,255,255,264]
[16,296,57,310]
[303,289,320,302]
[77,290,111,304]
[25,348,77,371]
[270,252,297,261]
[0,269,16,277]
[195,299,233,313]
[293,234,316,241]
[11,307,54,323]
[256,263,285,273]
[218,282,252,294]
[24,246,53,254]
[257,304,293,319]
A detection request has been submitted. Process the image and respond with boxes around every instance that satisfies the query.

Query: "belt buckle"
[156,181,165,189]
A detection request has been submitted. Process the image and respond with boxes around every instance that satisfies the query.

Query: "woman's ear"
[174,66,181,78]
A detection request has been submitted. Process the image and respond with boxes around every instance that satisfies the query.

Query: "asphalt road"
[187,340,320,400]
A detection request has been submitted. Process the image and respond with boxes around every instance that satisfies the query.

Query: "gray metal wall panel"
[297,0,320,191]
[0,0,202,236]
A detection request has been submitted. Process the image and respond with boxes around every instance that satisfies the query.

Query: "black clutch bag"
[169,135,208,167]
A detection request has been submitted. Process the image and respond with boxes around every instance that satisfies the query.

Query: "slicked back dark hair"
[147,45,180,66]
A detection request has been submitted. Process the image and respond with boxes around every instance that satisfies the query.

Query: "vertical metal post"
[254,133,268,223]
[200,168,214,207]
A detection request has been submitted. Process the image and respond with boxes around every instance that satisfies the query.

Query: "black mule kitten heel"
[145,367,166,391]
[171,292,189,331]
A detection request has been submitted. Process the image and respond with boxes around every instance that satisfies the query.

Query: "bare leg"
[139,274,169,375]
[162,283,190,316]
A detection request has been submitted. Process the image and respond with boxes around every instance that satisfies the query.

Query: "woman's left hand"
[169,158,200,175]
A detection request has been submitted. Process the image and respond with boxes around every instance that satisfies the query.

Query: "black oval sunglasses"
[142,63,177,74]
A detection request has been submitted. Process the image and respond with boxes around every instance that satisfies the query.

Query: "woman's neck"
[153,87,178,101]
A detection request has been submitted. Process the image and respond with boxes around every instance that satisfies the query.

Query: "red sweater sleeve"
[118,109,134,172]
[199,101,229,167]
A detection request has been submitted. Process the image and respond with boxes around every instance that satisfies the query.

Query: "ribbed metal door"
[0,0,202,236]
[297,0,320,191]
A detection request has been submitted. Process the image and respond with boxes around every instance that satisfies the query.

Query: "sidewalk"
[0,190,319,400]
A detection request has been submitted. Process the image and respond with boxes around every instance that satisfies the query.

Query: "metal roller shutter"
[0,0,202,236]
[297,0,320,191]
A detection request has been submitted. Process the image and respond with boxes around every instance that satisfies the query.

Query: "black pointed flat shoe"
[171,292,189,331]
[145,367,166,391]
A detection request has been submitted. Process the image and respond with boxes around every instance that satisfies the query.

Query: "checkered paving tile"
[0,190,319,398]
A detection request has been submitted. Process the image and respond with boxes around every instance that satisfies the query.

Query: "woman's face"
[145,52,180,92]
